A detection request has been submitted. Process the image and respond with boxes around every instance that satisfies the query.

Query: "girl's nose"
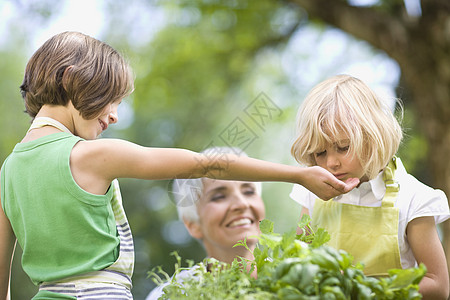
[326,153,340,169]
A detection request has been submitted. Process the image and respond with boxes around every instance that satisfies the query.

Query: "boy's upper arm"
[407,216,449,299]
[0,182,16,299]
[74,139,203,182]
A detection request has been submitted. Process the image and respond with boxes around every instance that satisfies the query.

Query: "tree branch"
[284,0,412,59]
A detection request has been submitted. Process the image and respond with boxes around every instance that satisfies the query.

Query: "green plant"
[149,216,426,299]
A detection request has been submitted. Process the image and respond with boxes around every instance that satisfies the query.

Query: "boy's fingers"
[342,178,360,192]
[328,177,359,194]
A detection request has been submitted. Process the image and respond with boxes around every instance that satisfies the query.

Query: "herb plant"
[149,216,426,299]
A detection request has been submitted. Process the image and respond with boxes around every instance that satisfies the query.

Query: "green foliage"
[128,0,299,149]
[0,49,30,163]
[1,1,431,298]
[149,218,426,299]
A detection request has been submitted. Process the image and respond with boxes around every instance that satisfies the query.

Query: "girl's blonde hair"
[20,31,134,120]
[291,74,403,180]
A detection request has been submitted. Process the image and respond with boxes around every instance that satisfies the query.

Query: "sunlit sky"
[35,0,105,46]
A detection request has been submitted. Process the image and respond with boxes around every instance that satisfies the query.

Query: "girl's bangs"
[306,119,334,155]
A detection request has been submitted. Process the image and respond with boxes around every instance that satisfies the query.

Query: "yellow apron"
[311,157,402,276]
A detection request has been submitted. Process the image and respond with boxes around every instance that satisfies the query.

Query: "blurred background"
[1,0,449,299]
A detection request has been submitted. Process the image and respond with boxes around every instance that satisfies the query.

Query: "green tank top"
[1,133,119,285]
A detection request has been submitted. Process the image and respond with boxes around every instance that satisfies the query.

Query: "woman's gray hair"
[172,147,262,223]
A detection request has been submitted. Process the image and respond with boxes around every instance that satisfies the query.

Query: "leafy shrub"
[149,216,425,299]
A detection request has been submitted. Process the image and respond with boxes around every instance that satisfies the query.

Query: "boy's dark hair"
[20,31,134,119]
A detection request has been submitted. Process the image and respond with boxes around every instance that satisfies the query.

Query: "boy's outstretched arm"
[166,150,360,200]
[0,184,15,300]
[77,139,358,200]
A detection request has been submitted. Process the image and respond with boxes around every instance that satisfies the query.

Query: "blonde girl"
[290,74,449,300]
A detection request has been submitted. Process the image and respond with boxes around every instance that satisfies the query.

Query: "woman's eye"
[210,194,225,202]
[243,189,256,196]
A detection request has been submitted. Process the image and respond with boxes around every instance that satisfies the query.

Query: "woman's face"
[191,179,265,257]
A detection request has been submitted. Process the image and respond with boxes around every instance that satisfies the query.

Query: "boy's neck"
[34,104,75,133]
[21,104,75,143]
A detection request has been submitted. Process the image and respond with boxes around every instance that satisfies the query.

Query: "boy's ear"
[183,219,203,240]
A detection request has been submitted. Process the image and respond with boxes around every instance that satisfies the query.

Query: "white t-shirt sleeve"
[289,184,317,213]
[404,174,450,224]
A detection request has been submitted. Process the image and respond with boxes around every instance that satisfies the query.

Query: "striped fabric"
[107,179,135,280]
[38,282,132,299]
[39,179,135,299]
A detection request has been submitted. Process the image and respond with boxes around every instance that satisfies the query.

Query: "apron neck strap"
[381,156,399,207]
[28,117,72,134]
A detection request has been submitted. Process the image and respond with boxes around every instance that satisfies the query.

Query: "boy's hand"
[302,166,359,200]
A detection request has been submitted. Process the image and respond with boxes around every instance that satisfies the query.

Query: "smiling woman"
[146,146,265,300]
[184,177,265,264]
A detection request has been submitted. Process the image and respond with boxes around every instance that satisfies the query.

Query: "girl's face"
[191,179,265,257]
[313,136,366,182]
[73,100,121,140]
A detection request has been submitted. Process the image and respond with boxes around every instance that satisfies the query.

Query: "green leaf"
[259,219,274,234]
[297,214,312,229]
[388,263,427,288]
[281,229,297,250]
[310,227,331,248]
